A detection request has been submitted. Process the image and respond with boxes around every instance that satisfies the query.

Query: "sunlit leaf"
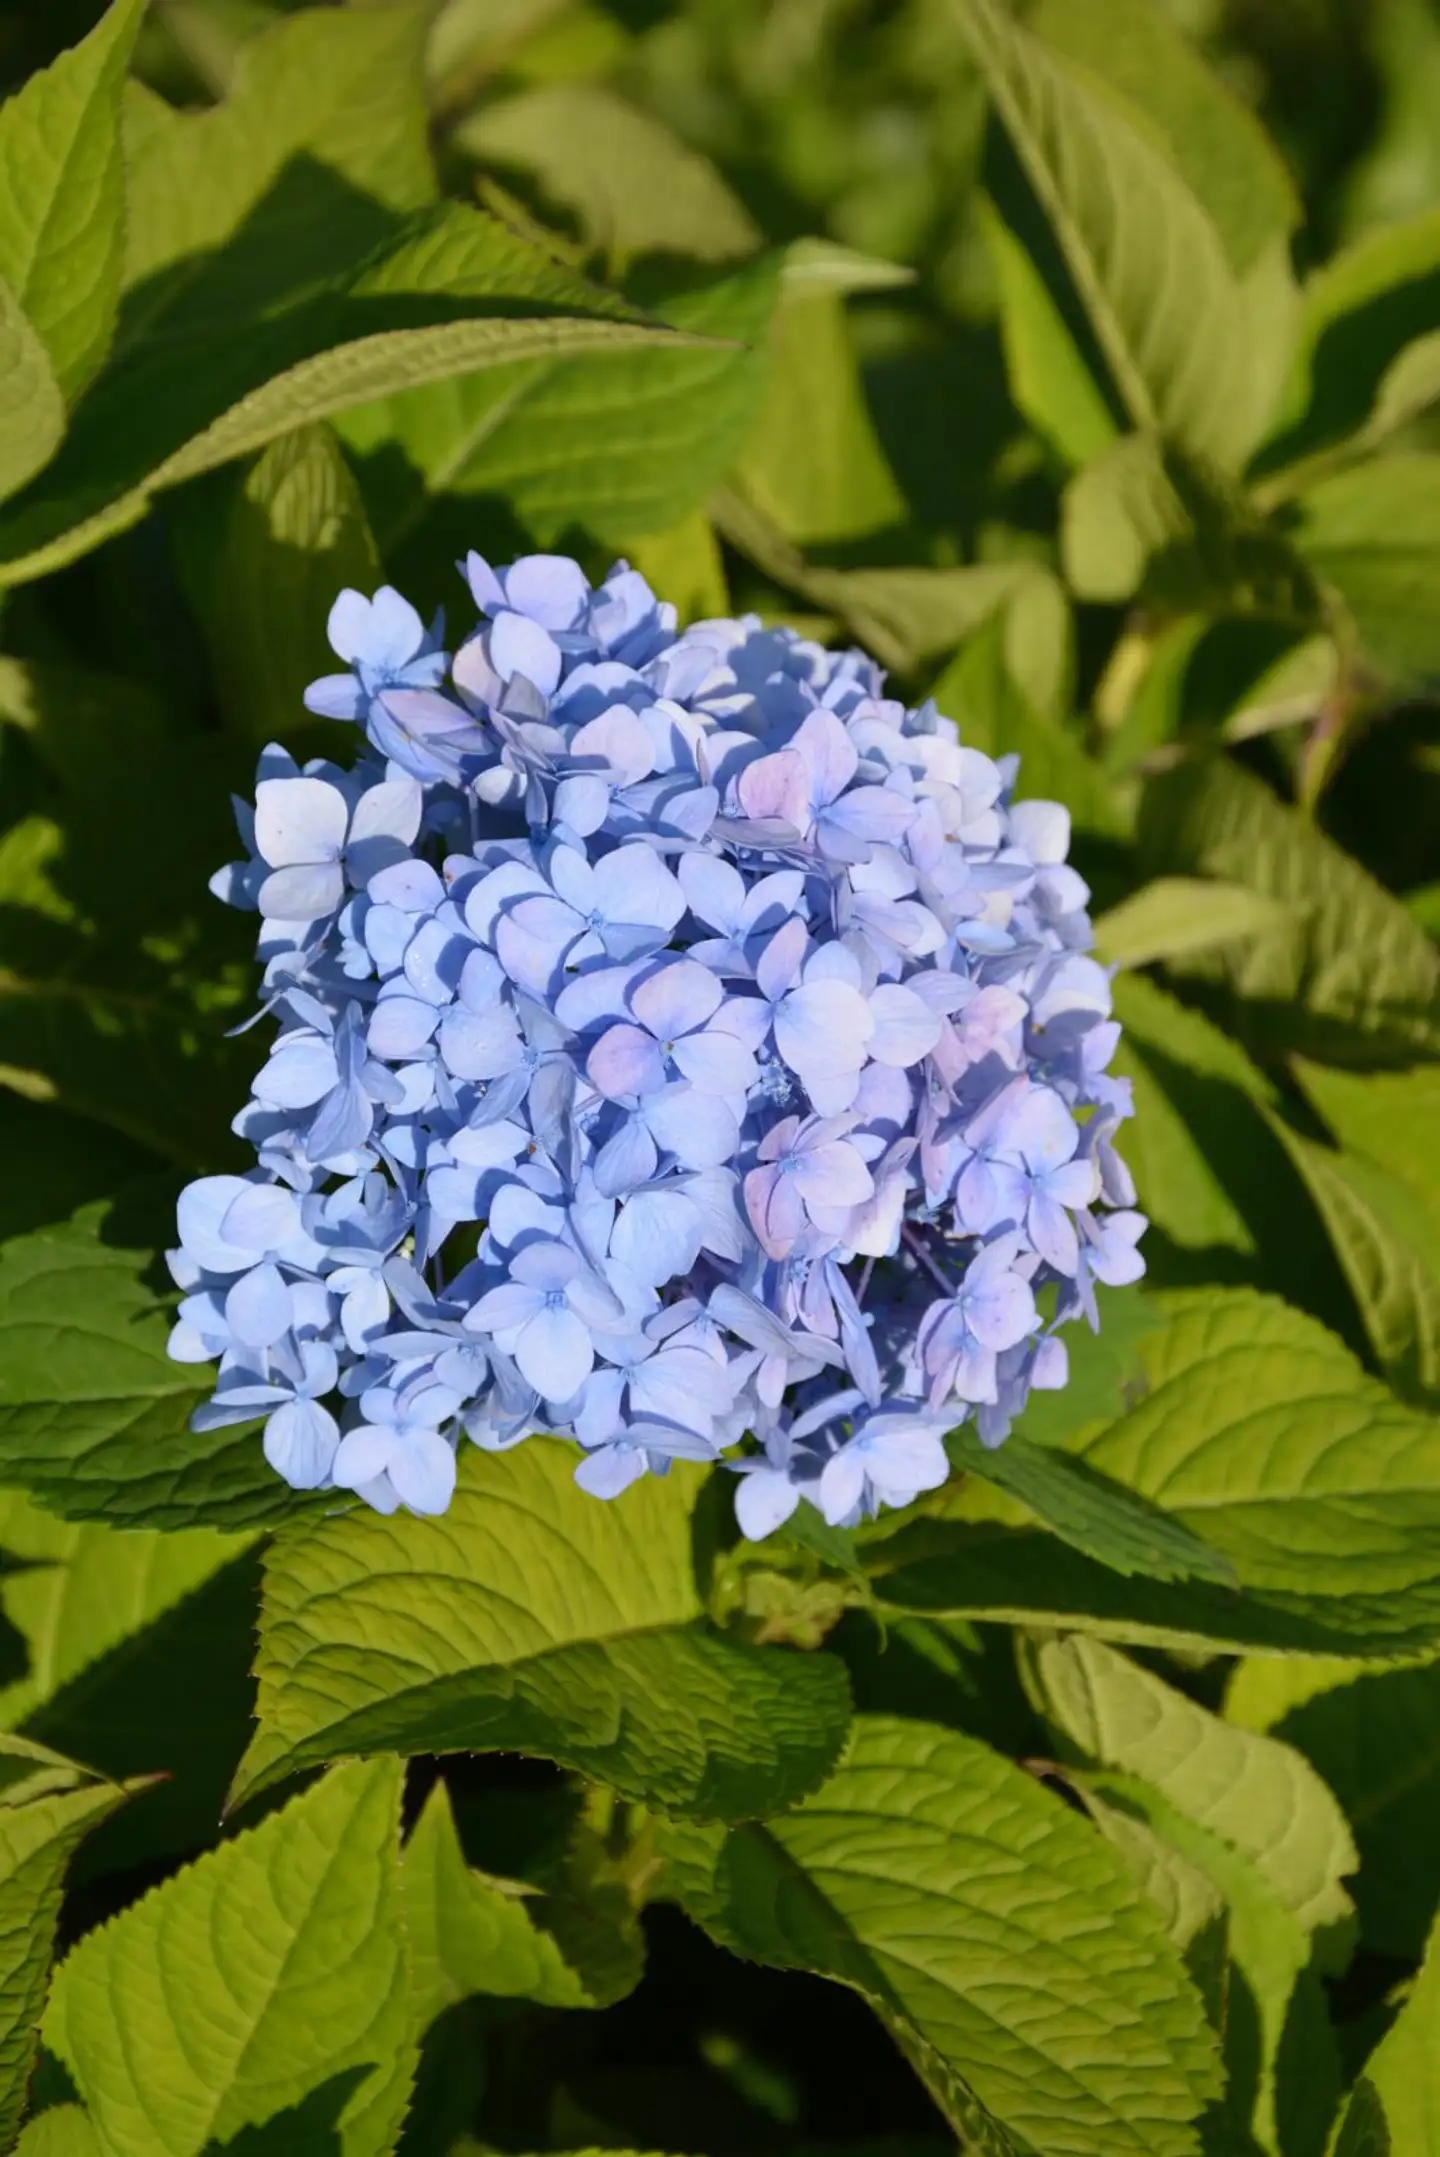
[1228,1647,1440,1962]
[1080,1772,1342,2157]
[1023,1634,1356,1939]
[0,0,147,397]
[232,1441,851,1817]
[0,1735,135,2149]
[0,278,65,505]
[46,1758,415,2157]
[403,1779,601,2025]
[1292,453,1440,682]
[661,1714,1219,2157]
[457,82,759,269]
[1328,1900,1440,2155]
[1138,752,1440,1061]
[1093,880,1292,970]
[0,205,695,588]
[873,1287,1440,1655]
[952,0,1293,469]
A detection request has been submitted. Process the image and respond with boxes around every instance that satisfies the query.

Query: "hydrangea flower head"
[171,551,1145,1533]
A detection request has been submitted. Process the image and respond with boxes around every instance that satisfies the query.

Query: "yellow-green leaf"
[46,1758,415,2157]
[232,1441,851,1817]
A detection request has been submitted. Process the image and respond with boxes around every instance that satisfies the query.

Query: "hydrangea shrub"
[168,554,1145,1532]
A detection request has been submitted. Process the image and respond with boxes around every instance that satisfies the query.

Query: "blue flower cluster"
[168,554,1145,1536]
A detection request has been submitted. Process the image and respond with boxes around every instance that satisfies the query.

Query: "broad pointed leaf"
[457,82,758,269]
[0,1735,135,2149]
[1269,1113,1440,1408]
[1138,753,1440,1062]
[947,1428,1235,1587]
[0,278,65,505]
[0,206,696,589]
[1292,453,1440,682]
[119,0,436,337]
[342,251,777,557]
[0,0,147,397]
[952,0,1292,469]
[403,1780,599,2026]
[1023,1634,1356,1938]
[873,1288,1440,1655]
[1093,880,1292,970]
[1030,0,1298,275]
[0,1487,251,1730]
[732,284,905,548]
[1228,1649,1440,1962]
[232,1441,851,1816]
[1328,1900,1440,2155]
[1082,1773,1342,2157]
[660,1714,1220,2157]
[1106,975,1352,1325]
[46,1758,415,2157]
[0,1200,303,1531]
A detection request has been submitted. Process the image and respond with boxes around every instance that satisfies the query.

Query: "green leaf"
[1077,1779,1224,1952]
[1138,752,1440,1062]
[710,488,1065,682]
[177,423,381,743]
[231,1440,851,1817]
[1093,879,1292,970]
[0,278,65,505]
[660,1714,1219,2157]
[13,2108,103,2156]
[119,0,437,339]
[0,204,699,588]
[443,1779,647,2011]
[868,1517,1428,1659]
[0,1487,251,1731]
[835,564,1069,683]
[778,237,916,300]
[620,510,728,627]
[1292,453,1440,682]
[1328,1900,1440,2155]
[0,1489,263,1881]
[1079,1288,1440,1612]
[341,251,777,557]
[1228,1649,1440,1962]
[1029,0,1299,276]
[951,0,1292,468]
[0,1198,306,1531]
[1081,1773,1342,2157]
[947,1427,1236,1587]
[1106,974,1350,1325]
[403,1780,599,2026]
[979,194,1119,469]
[732,284,905,549]
[0,0,147,398]
[1267,1112,1440,1408]
[456,82,759,270]
[1264,207,1440,470]
[1366,325,1440,439]
[46,1757,415,2157]
[1061,431,1317,616]
[0,1736,134,2150]
[1022,1634,1356,1939]
[871,1288,1440,1656]
[1298,1059,1440,1211]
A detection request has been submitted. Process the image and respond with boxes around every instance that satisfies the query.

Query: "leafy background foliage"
[0,0,1439,2150]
